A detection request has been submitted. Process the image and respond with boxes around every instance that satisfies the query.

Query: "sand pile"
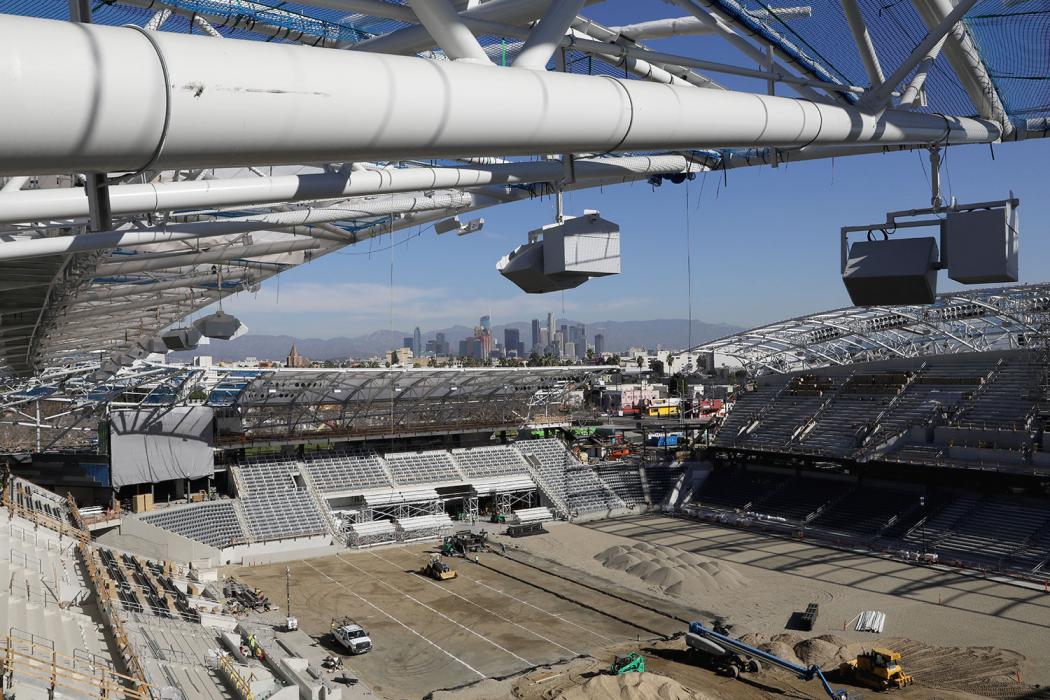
[594,543,748,597]
[555,672,717,700]
[736,632,851,669]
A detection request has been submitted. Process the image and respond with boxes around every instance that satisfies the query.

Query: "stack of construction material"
[510,507,553,525]
[854,610,886,633]
[395,513,453,542]
[348,520,397,548]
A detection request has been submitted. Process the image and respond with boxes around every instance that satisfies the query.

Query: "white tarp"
[109,407,214,487]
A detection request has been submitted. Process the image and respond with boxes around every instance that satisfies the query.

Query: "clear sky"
[223,1,1049,338]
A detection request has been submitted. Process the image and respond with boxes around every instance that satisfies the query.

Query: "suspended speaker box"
[944,204,1018,284]
[842,237,938,306]
[161,326,202,351]
[194,311,244,340]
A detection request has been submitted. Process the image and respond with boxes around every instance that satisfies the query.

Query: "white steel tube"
[862,0,979,108]
[405,0,491,63]
[512,0,587,70]
[613,10,812,39]
[839,0,884,85]
[0,192,471,261]
[0,16,1001,177]
[912,0,1009,130]
[1,176,28,193]
[0,156,691,224]
[899,35,948,107]
[92,239,322,276]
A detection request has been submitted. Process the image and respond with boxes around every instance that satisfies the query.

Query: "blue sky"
[223,1,1049,337]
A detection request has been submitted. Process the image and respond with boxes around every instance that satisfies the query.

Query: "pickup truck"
[331,617,372,655]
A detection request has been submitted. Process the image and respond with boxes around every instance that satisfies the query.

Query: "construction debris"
[852,610,887,633]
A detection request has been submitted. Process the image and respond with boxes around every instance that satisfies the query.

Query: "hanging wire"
[685,174,694,352]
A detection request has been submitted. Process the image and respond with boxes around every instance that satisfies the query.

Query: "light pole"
[919,496,926,558]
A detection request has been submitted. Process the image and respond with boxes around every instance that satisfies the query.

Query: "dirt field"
[232,516,1050,700]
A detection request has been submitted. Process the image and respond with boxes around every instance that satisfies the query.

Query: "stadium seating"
[514,438,574,503]
[303,447,392,492]
[383,450,463,485]
[452,446,532,478]
[237,458,327,541]
[810,486,922,536]
[140,501,247,549]
[691,468,788,511]
[642,462,684,505]
[594,463,645,506]
[565,466,628,515]
[750,477,849,522]
[955,356,1040,430]
[909,496,1049,564]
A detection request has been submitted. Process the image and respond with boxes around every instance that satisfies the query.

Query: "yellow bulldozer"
[422,554,457,580]
[839,648,913,691]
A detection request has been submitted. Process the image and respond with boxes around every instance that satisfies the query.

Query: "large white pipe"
[612,10,812,39]
[92,239,322,277]
[839,0,884,85]
[0,192,471,261]
[512,0,587,70]
[405,0,492,63]
[0,15,1000,177]
[0,156,691,224]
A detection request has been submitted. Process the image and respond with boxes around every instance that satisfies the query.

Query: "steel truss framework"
[694,283,1050,375]
[0,363,601,452]
[0,0,1045,378]
[227,366,602,442]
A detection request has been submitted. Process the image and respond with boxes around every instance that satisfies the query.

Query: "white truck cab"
[332,619,372,655]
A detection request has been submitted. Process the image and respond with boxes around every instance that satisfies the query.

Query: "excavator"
[840,648,913,690]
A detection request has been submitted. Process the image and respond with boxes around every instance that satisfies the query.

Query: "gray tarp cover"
[110,407,214,487]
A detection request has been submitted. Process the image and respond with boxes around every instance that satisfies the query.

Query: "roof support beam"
[92,239,322,277]
[861,0,978,109]
[0,156,690,224]
[0,192,471,261]
[839,0,884,85]
[405,0,492,63]
[613,10,812,39]
[911,0,1010,132]
[0,16,1000,178]
[513,0,586,70]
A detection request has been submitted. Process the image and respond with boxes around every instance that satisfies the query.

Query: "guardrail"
[0,632,150,699]
[216,651,255,700]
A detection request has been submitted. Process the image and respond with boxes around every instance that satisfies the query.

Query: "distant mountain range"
[170,318,742,362]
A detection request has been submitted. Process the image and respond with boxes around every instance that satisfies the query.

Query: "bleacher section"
[594,464,645,506]
[716,351,1042,469]
[303,447,391,492]
[810,485,922,536]
[691,468,787,511]
[565,466,628,516]
[750,477,848,522]
[642,462,684,505]
[383,450,463,485]
[452,446,531,478]
[140,501,246,549]
[237,458,327,541]
[514,438,575,508]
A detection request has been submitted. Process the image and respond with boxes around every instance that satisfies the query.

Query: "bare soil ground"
[231,515,1050,700]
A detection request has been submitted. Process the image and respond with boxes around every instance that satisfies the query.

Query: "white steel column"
[512,0,586,70]
[0,15,1001,177]
[0,156,691,223]
[405,0,492,63]
[911,0,1009,130]
[839,0,884,85]
[861,0,978,109]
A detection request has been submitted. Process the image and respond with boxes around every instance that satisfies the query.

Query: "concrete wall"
[220,535,335,566]
[933,426,1031,448]
[95,516,220,564]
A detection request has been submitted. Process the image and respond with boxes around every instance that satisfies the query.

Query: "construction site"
[1,0,1049,698]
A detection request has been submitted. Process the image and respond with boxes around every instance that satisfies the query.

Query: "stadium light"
[841,197,1019,306]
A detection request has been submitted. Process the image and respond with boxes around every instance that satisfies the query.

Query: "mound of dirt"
[556,671,717,700]
[758,641,802,667]
[593,543,749,597]
[794,637,847,667]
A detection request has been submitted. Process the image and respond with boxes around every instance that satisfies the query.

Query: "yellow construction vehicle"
[422,554,457,580]
[839,648,913,691]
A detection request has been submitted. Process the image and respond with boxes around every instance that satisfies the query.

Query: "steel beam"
[513,0,587,70]
[839,0,885,85]
[91,239,322,277]
[0,15,1001,177]
[405,0,492,63]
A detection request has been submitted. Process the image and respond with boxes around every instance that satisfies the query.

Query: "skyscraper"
[413,326,422,356]
[434,332,448,356]
[480,315,491,332]
[402,336,413,351]
[504,328,520,357]
[531,319,540,351]
[546,312,555,346]
[595,333,605,355]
